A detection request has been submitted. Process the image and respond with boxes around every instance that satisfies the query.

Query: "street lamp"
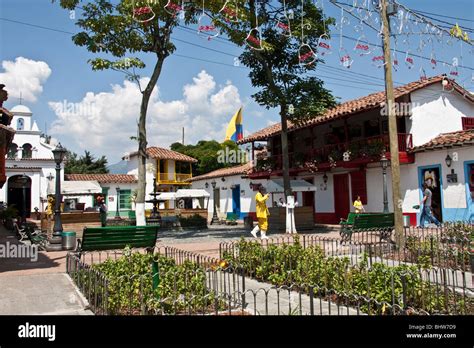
[210,181,219,225]
[48,143,67,251]
[445,154,452,168]
[381,154,389,213]
[115,187,121,220]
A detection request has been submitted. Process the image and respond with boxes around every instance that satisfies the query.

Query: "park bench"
[76,225,159,253]
[340,213,394,243]
[340,212,379,227]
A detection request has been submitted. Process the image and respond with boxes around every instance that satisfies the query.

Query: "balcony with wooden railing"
[251,133,414,177]
[157,172,192,185]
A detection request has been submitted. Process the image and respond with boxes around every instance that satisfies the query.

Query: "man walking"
[250,186,270,240]
[419,183,441,227]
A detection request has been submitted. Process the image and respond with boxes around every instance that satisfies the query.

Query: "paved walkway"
[0,225,92,315]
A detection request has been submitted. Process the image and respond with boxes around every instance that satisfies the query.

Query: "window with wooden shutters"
[462,117,474,130]
[350,170,367,204]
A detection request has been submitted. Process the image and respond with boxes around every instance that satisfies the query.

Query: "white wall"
[365,146,473,217]
[314,172,335,213]
[191,175,267,220]
[409,84,474,146]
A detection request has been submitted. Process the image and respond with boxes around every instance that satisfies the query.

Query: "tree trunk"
[136,59,164,226]
[279,105,292,199]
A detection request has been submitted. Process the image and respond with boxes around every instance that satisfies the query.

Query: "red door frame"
[333,173,350,221]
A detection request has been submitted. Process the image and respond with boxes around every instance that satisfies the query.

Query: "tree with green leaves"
[65,150,109,174]
[55,0,204,225]
[171,140,246,176]
[213,0,336,198]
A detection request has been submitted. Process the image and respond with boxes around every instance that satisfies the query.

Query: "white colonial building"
[0,105,59,217]
[192,75,474,225]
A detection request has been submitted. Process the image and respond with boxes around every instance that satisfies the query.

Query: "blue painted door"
[232,185,241,218]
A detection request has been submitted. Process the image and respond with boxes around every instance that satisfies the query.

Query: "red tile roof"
[189,162,252,182]
[238,75,473,144]
[411,129,474,152]
[65,174,138,183]
[128,147,197,163]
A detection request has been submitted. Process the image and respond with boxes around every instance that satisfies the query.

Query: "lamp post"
[210,181,219,225]
[381,154,389,213]
[115,187,121,220]
[47,143,67,251]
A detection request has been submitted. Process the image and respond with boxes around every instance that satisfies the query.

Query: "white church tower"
[0,105,59,217]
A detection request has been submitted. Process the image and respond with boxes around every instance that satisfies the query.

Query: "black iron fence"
[67,236,473,315]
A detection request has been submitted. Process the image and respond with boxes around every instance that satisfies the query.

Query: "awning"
[175,189,210,199]
[265,179,316,193]
[156,190,211,201]
[156,192,177,201]
[48,181,102,195]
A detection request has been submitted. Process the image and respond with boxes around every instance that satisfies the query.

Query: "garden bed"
[221,236,473,315]
[68,248,236,315]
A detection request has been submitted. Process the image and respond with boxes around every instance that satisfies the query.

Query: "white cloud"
[0,57,51,103]
[50,70,242,162]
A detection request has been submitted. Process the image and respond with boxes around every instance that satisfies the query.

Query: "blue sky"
[0,0,473,164]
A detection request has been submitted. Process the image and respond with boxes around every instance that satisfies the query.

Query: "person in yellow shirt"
[251,186,270,240]
[353,196,365,213]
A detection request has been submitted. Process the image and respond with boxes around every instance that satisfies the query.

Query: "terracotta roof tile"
[411,129,474,152]
[128,147,197,163]
[189,162,252,182]
[65,174,138,183]
[238,75,473,144]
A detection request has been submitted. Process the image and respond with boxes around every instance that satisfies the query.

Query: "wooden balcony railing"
[254,133,413,173]
[157,172,192,184]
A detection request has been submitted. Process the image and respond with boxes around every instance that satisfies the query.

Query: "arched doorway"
[7,175,32,218]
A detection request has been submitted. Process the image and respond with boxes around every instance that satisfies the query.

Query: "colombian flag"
[224,107,243,142]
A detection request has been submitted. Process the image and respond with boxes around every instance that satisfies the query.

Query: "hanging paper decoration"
[449,57,459,77]
[416,37,426,53]
[339,48,353,68]
[132,0,156,23]
[298,0,316,66]
[220,0,239,23]
[299,43,317,66]
[392,51,399,71]
[275,0,291,37]
[164,0,183,17]
[354,35,371,56]
[420,67,427,81]
[392,38,399,71]
[337,8,352,68]
[371,46,386,68]
[405,50,414,69]
[317,34,332,56]
[288,104,295,115]
[430,52,437,69]
[197,0,219,40]
[246,0,264,51]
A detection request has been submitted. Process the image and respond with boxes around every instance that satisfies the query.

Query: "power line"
[411,9,474,24]
[0,17,75,35]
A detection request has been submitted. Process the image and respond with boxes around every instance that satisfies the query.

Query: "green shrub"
[74,249,223,315]
[223,238,470,314]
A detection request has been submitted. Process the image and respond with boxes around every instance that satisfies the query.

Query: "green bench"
[340,212,380,227]
[76,225,159,253]
[340,213,394,242]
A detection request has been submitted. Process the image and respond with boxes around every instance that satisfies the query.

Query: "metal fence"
[220,223,473,271]
[67,241,473,316]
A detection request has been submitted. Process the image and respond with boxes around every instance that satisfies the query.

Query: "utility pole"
[182,127,185,145]
[380,0,404,249]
